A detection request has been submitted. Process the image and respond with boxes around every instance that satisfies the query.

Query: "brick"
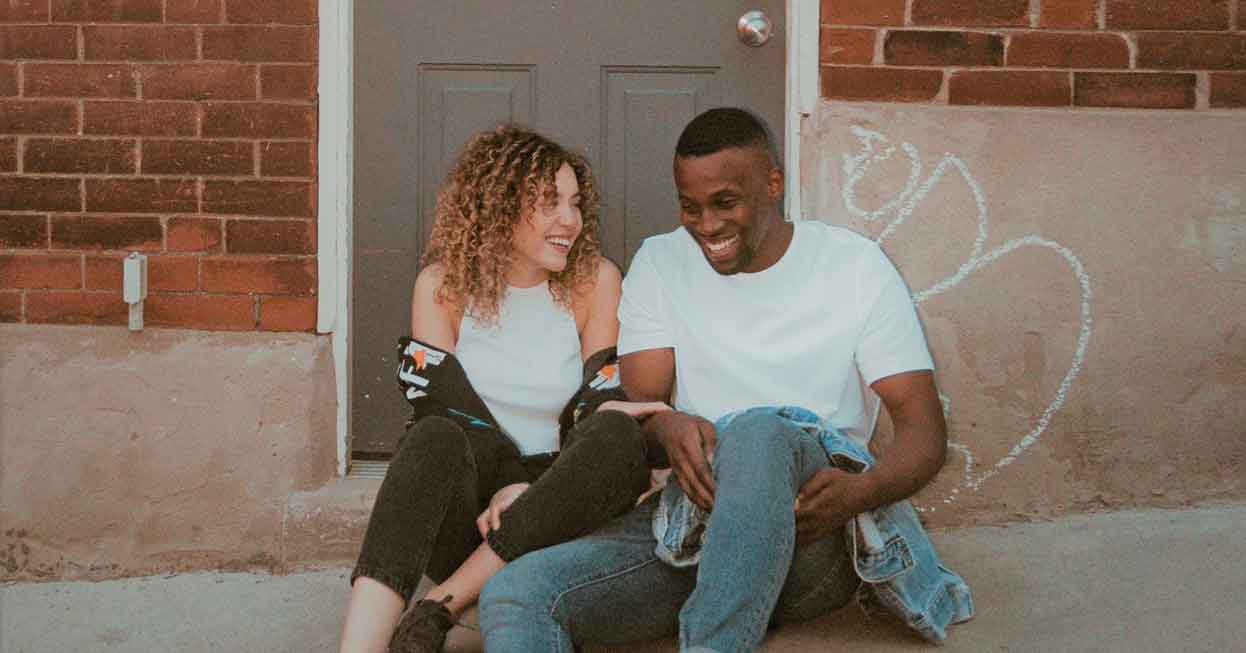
[87,253,199,291]
[25,64,137,99]
[84,26,198,61]
[51,0,162,23]
[140,64,258,101]
[259,141,312,177]
[203,180,311,216]
[83,101,196,136]
[0,0,49,22]
[146,292,255,329]
[0,101,77,134]
[0,177,81,212]
[85,178,197,213]
[0,292,20,322]
[149,256,200,291]
[820,0,905,26]
[166,0,223,23]
[202,256,315,294]
[225,218,313,254]
[885,31,1004,67]
[85,252,199,290]
[83,254,121,289]
[26,291,126,325]
[1008,33,1130,69]
[1135,33,1246,71]
[0,253,80,289]
[0,139,14,172]
[0,64,17,97]
[24,138,137,174]
[1105,0,1230,30]
[1075,72,1196,108]
[202,103,315,138]
[821,66,944,102]
[258,295,314,331]
[949,70,1072,105]
[167,217,222,251]
[820,28,875,65]
[1040,0,1099,28]
[51,215,162,250]
[1210,73,1246,107]
[0,214,48,249]
[911,0,1030,27]
[142,140,254,175]
[202,26,315,62]
[0,25,78,60]
[260,64,315,100]
[225,0,315,25]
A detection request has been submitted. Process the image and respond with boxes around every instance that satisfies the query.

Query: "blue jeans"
[479,411,860,652]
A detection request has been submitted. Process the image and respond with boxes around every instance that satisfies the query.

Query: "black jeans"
[351,410,651,604]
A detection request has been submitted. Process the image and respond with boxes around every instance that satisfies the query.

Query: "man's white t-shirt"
[617,220,933,447]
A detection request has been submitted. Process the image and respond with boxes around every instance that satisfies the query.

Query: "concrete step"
[5,503,1244,653]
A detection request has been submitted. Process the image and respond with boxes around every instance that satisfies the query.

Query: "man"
[480,108,950,652]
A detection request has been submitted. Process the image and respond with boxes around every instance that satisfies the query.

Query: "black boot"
[389,595,454,653]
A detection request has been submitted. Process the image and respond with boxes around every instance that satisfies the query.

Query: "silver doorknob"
[737,10,773,47]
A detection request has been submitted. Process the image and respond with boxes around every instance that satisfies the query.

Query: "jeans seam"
[547,555,666,642]
[776,546,856,621]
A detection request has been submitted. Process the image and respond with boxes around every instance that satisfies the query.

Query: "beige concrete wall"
[801,103,1246,527]
[0,325,338,580]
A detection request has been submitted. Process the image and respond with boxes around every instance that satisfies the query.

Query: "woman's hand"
[597,400,673,420]
[476,482,530,537]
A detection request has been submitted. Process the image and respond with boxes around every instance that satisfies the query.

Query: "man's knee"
[716,411,804,460]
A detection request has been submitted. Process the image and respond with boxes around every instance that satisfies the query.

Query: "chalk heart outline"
[840,126,1094,509]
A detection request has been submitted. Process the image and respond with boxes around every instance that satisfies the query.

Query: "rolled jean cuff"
[350,562,421,606]
[484,527,524,563]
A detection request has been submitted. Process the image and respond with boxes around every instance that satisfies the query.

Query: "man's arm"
[620,348,718,510]
[794,369,947,543]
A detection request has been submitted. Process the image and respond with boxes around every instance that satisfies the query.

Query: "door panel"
[602,68,721,262]
[418,65,537,250]
[353,1,785,457]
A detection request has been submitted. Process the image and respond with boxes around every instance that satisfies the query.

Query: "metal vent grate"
[347,459,390,480]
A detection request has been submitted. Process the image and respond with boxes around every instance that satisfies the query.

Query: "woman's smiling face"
[508,162,584,287]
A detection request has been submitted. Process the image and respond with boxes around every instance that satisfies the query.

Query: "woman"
[339,125,666,653]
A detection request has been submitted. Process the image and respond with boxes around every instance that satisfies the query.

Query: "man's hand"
[794,468,873,545]
[646,410,717,510]
[476,482,530,537]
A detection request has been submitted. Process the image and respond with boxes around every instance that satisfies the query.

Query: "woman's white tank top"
[456,281,582,455]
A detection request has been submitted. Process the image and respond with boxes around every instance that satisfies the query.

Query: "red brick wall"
[821,0,1246,109]
[0,0,317,331]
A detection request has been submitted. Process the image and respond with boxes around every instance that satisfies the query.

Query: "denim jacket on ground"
[651,405,974,643]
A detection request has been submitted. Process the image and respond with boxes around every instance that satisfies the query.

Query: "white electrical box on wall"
[123,252,148,331]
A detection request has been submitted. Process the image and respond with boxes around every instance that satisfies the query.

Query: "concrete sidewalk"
[4,503,1243,653]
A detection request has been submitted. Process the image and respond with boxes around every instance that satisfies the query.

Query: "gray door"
[352,1,786,458]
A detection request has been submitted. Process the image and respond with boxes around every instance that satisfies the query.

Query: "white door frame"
[316,0,820,474]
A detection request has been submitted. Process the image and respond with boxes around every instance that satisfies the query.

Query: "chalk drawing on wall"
[841,126,1094,510]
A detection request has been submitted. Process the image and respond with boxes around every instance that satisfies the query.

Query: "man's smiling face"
[673,145,786,275]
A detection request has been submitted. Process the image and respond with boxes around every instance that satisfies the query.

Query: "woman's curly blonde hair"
[422,125,602,325]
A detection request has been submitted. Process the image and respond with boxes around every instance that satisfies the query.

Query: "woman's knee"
[567,409,643,451]
[395,415,471,463]
[565,411,649,487]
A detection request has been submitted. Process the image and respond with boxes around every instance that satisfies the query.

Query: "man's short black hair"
[675,107,779,168]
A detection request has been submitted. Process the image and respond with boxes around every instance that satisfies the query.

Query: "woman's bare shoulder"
[411,262,460,349]
[578,256,622,299]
